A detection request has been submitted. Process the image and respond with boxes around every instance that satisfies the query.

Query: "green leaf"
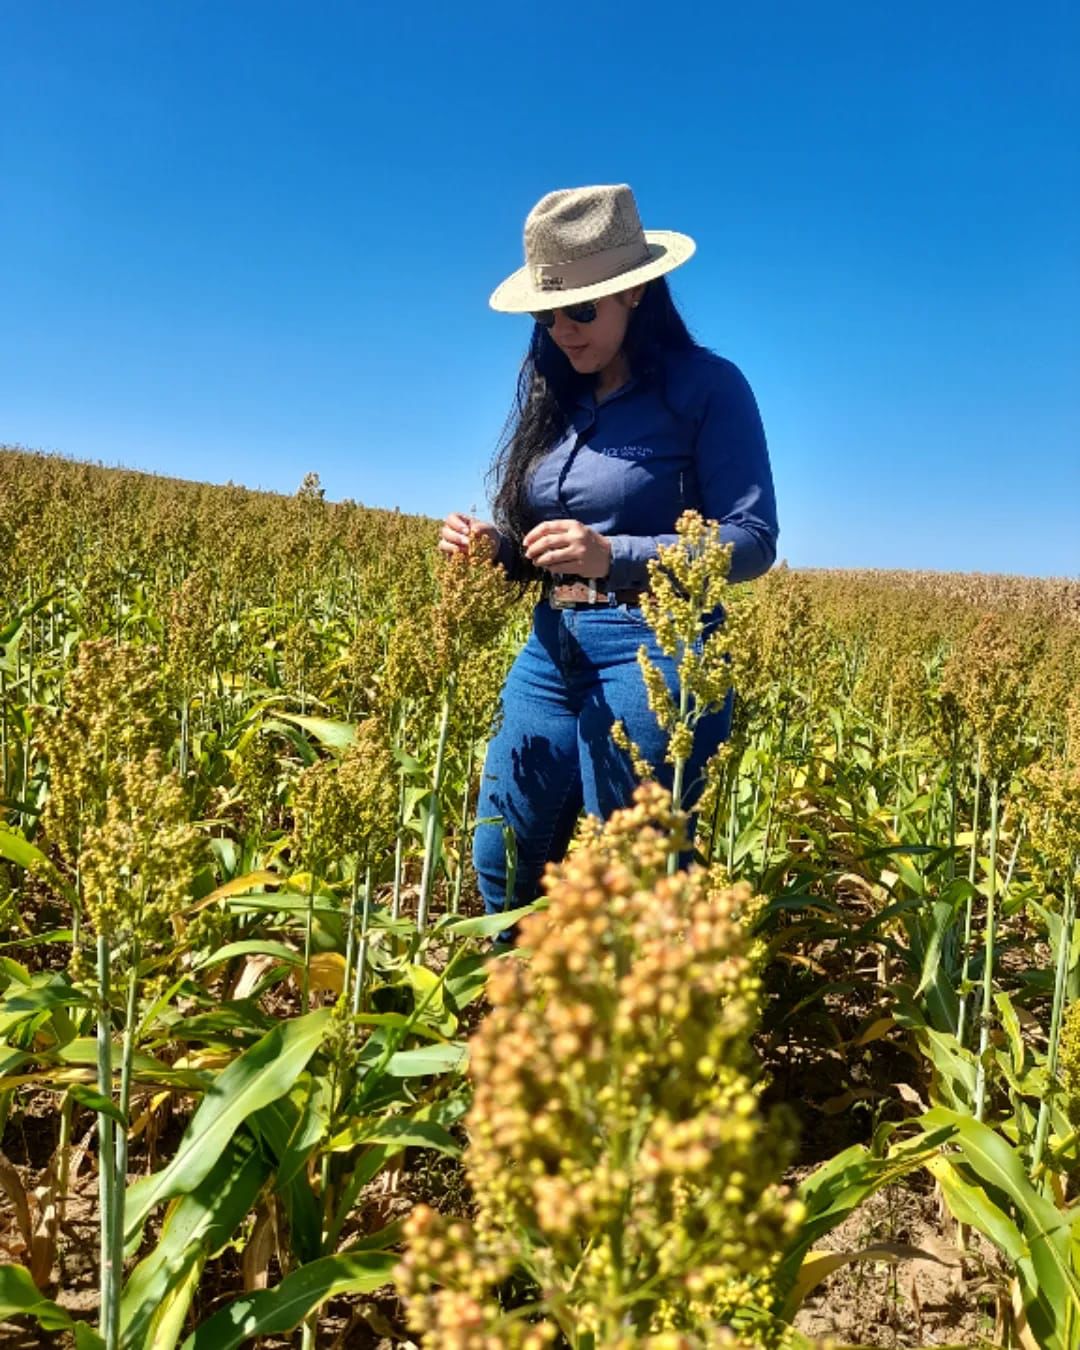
[329,1115,462,1157]
[326,1144,398,1250]
[67,1083,127,1126]
[0,928,74,951]
[894,1004,976,1112]
[125,1008,330,1244]
[386,1042,467,1077]
[920,1107,1080,1347]
[120,1131,268,1350]
[400,962,455,1035]
[180,1251,398,1349]
[0,829,76,905]
[438,902,539,938]
[927,1154,1025,1264]
[444,953,495,1013]
[248,1097,322,1265]
[193,940,302,971]
[0,956,32,984]
[56,1038,207,1090]
[275,712,356,752]
[0,977,90,1037]
[222,894,342,917]
[0,1047,32,1078]
[273,1075,331,1194]
[912,878,973,1000]
[0,829,51,874]
[0,1262,75,1332]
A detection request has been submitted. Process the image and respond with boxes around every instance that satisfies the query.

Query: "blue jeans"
[472,599,732,923]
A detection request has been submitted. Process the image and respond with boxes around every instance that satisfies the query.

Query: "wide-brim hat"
[489,183,695,313]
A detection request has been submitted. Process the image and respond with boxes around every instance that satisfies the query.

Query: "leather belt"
[547,579,648,610]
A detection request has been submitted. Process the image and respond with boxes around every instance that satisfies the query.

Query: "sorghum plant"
[36,640,203,1350]
[634,512,736,860]
[416,531,517,928]
[940,614,1046,1105]
[396,784,800,1348]
[1024,696,1080,1172]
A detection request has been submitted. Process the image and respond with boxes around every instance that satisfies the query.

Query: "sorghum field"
[1,445,1078,1350]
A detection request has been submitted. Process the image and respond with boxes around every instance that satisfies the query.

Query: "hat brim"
[488,230,696,313]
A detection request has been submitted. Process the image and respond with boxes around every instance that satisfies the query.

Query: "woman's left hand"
[523,519,612,578]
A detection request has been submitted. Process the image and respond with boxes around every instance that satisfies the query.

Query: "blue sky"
[2,1,1077,576]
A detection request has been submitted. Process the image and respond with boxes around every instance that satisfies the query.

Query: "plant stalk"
[973,775,1000,1122]
[957,744,984,1045]
[417,679,453,930]
[95,931,118,1350]
[1032,871,1076,1178]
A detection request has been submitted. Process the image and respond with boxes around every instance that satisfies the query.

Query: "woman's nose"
[551,310,579,340]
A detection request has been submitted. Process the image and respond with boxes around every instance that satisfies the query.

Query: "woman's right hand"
[439,512,500,558]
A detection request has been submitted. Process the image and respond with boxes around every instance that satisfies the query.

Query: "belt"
[547,579,648,610]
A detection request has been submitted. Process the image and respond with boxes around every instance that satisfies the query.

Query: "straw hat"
[489,183,696,313]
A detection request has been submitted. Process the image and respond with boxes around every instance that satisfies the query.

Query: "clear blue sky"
[2,1,1077,576]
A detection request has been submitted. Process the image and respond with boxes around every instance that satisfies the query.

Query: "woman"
[439,184,778,927]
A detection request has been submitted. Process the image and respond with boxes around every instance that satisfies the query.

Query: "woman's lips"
[563,344,588,357]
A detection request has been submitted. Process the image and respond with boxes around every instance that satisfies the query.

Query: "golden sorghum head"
[1059,999,1080,1126]
[939,613,1046,780]
[80,749,204,940]
[280,617,323,697]
[38,639,173,862]
[165,568,218,697]
[335,719,399,859]
[636,513,738,772]
[291,719,399,872]
[611,718,655,782]
[290,757,350,875]
[1021,693,1080,886]
[431,531,518,682]
[398,785,800,1343]
[231,727,281,832]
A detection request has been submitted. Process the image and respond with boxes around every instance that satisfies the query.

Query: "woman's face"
[544,286,644,376]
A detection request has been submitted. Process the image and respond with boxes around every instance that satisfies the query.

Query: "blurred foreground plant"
[396,783,800,1348]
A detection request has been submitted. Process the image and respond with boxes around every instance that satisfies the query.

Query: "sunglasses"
[530,301,598,328]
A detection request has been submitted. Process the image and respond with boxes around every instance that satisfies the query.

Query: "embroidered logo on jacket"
[604,444,656,460]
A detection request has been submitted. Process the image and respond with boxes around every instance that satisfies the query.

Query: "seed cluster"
[397,784,800,1346]
[36,640,202,948]
[636,512,735,774]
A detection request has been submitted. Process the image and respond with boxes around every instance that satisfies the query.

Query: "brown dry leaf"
[233,953,280,1001]
[242,1202,276,1291]
[787,1240,958,1317]
[894,1081,929,1111]
[0,1150,32,1257]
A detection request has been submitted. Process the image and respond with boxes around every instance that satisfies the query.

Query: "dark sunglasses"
[530,301,598,328]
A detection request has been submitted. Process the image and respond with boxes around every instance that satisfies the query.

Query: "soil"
[790,1177,998,1348]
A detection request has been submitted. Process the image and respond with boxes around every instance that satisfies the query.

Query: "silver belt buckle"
[549,578,600,609]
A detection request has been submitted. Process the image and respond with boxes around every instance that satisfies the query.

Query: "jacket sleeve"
[604,359,779,590]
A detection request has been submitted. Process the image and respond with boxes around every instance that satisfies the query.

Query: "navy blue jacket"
[494,346,778,590]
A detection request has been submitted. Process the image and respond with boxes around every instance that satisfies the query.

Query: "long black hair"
[487,276,698,576]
